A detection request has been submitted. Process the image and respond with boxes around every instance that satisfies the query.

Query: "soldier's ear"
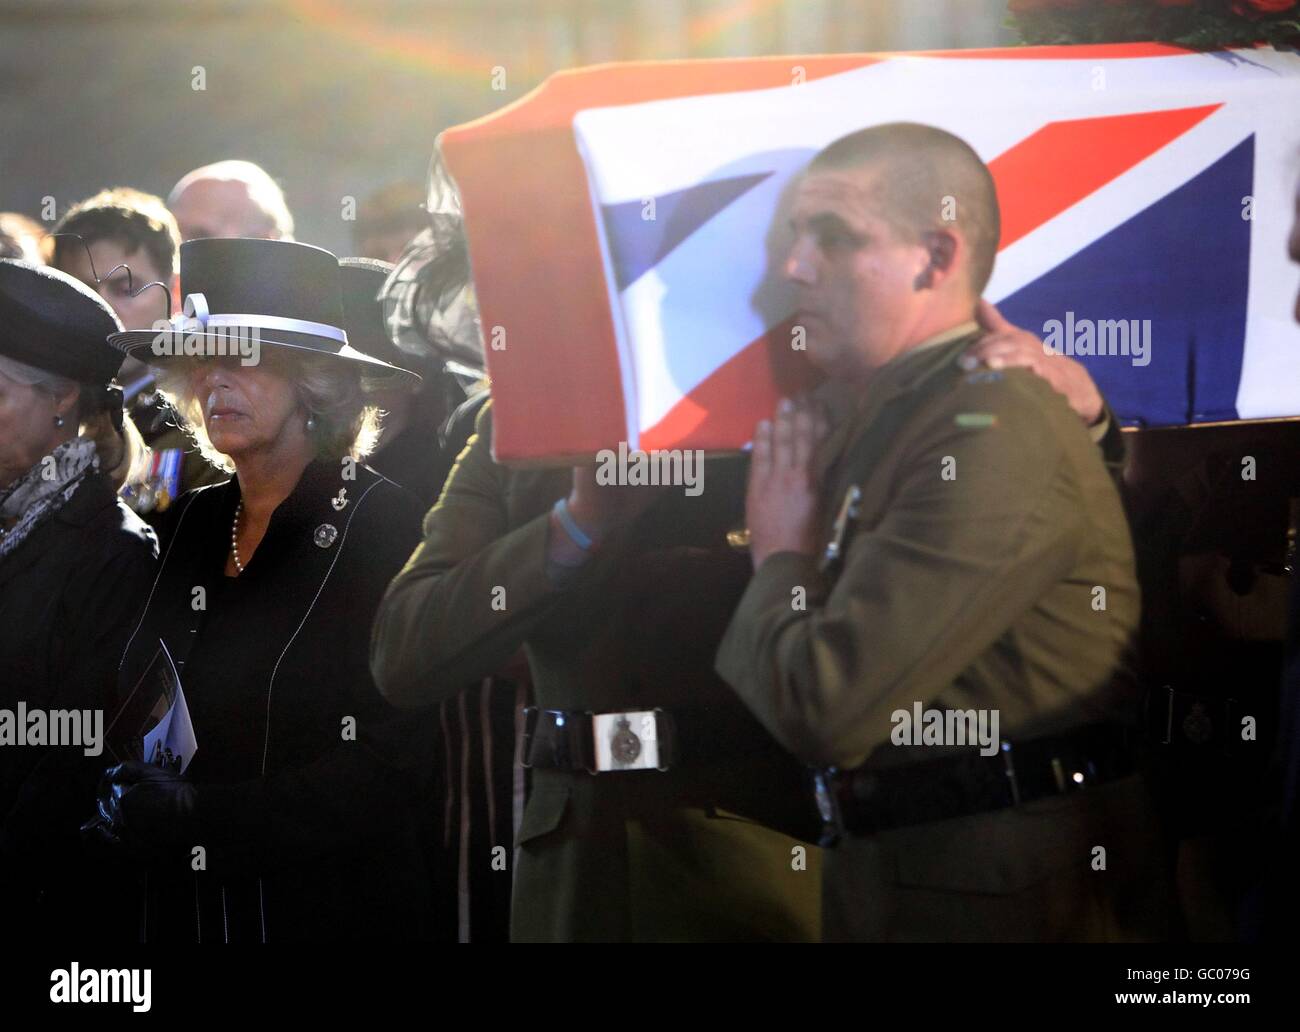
[914,229,959,292]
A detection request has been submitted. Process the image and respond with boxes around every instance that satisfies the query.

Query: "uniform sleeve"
[369,400,613,708]
[1090,401,1126,486]
[715,375,1087,769]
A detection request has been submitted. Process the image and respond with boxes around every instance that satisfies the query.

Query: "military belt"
[522,706,777,774]
[819,722,1140,845]
[522,707,678,773]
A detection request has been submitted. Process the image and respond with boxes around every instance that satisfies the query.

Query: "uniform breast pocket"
[822,482,887,564]
[516,780,571,848]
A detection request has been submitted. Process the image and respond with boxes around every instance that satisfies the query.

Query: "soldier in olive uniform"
[370,124,1128,943]
[371,421,824,942]
[715,123,1170,942]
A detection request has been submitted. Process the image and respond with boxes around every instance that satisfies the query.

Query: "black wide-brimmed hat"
[109,238,419,389]
[0,258,124,384]
[339,257,421,377]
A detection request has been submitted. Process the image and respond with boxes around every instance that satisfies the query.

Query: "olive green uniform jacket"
[371,403,821,942]
[716,329,1170,942]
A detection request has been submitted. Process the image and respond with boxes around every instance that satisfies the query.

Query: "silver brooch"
[331,488,348,511]
[314,524,339,549]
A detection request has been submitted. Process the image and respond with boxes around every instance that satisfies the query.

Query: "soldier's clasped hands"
[746,396,829,570]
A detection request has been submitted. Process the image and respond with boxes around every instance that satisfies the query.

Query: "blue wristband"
[552,497,595,551]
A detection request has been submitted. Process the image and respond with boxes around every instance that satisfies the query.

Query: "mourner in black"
[0,259,157,936]
[91,238,434,941]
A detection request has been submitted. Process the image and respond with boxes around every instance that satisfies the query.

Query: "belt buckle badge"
[592,710,660,772]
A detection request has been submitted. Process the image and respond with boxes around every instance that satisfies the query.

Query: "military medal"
[134,450,163,513]
[155,449,182,512]
[820,484,862,574]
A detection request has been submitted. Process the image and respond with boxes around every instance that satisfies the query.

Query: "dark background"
[0,0,1012,253]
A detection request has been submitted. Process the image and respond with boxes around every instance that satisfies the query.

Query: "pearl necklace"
[231,500,245,574]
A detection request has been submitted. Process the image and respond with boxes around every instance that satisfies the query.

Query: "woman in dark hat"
[0,259,158,936]
[92,237,436,942]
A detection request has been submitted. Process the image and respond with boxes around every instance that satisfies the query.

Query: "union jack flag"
[440,44,1300,462]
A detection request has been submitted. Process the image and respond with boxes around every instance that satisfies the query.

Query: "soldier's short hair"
[811,122,1001,296]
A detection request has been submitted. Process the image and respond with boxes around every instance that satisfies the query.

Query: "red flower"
[1231,0,1298,14]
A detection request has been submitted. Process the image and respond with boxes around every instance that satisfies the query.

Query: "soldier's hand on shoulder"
[964,299,1104,427]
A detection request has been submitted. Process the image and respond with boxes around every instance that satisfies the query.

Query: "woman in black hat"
[93,237,436,942]
[0,259,158,936]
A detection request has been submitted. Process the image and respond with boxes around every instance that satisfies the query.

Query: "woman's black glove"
[82,761,197,858]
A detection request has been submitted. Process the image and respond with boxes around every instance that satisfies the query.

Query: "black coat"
[0,472,157,934]
[367,376,478,509]
[116,458,433,942]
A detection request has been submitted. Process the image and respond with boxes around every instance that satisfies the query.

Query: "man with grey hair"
[168,159,294,242]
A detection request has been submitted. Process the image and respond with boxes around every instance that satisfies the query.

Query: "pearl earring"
[306,415,317,432]
[53,415,65,428]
